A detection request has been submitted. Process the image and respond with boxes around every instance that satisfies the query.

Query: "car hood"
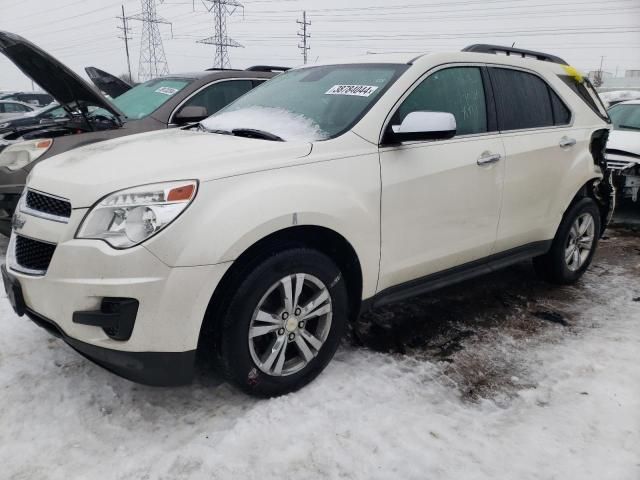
[607,130,640,157]
[0,31,123,119]
[85,67,132,99]
[28,128,313,208]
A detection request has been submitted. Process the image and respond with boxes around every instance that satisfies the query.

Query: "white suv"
[2,45,613,396]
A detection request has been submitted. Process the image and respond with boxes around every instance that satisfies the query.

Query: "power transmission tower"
[197,0,244,69]
[297,11,310,64]
[117,4,133,82]
[128,0,172,81]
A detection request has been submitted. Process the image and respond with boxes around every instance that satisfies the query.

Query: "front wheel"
[533,197,601,284]
[217,248,348,397]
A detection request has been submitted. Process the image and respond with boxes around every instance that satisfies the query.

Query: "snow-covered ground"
[0,228,639,480]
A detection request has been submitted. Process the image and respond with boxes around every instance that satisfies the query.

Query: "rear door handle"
[559,136,576,148]
[477,152,502,166]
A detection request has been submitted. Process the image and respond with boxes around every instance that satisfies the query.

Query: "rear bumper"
[25,307,196,386]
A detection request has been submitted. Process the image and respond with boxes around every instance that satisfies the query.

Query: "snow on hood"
[600,90,640,106]
[201,106,328,142]
[607,130,640,157]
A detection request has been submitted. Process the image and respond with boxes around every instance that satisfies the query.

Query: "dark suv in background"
[0,31,285,235]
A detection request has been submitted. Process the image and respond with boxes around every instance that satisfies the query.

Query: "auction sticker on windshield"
[155,87,179,96]
[325,85,379,97]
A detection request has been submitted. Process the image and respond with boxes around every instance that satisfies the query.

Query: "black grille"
[15,235,56,273]
[25,190,71,219]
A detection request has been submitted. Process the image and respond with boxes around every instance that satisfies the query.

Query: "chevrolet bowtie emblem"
[11,213,26,231]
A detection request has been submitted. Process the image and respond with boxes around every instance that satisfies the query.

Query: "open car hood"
[85,67,132,98]
[0,31,124,119]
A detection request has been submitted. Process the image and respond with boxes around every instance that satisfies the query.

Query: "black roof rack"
[245,65,290,72]
[462,44,567,65]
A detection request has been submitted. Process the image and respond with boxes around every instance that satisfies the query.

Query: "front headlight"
[0,138,52,171]
[76,180,198,249]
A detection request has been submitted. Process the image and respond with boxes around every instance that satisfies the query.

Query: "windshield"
[608,104,640,131]
[111,78,191,119]
[201,64,407,141]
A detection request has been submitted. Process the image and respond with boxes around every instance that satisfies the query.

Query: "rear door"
[378,65,505,291]
[489,66,576,252]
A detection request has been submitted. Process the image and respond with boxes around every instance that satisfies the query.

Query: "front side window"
[202,64,407,141]
[112,78,191,119]
[608,104,640,131]
[393,66,488,136]
[183,80,253,117]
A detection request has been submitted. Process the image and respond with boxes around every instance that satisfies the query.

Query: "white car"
[0,99,35,120]
[605,100,640,202]
[2,45,613,396]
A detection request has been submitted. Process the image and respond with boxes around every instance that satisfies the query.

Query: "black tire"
[216,248,348,397]
[533,197,601,284]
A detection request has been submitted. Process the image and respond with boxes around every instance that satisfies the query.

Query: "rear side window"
[490,68,559,130]
[394,66,488,136]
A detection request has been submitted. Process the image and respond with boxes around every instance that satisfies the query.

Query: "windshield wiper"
[619,124,640,131]
[199,124,232,135]
[231,128,284,142]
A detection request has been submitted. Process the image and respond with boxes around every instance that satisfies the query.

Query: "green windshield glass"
[112,79,191,119]
[608,104,640,131]
[215,64,407,139]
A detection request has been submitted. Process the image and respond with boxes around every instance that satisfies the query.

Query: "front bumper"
[4,209,231,385]
[26,305,196,386]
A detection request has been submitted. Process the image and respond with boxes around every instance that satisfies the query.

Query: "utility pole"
[197,0,244,70]
[127,0,171,81]
[297,11,310,64]
[117,4,133,82]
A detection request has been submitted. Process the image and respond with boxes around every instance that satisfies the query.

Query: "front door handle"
[477,152,502,166]
[559,136,576,148]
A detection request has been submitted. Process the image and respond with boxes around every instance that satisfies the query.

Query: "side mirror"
[174,105,208,124]
[384,111,456,144]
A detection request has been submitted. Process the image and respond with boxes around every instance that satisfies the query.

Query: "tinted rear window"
[490,68,554,130]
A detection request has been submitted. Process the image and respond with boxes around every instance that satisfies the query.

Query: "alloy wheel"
[565,212,595,272]
[248,273,333,376]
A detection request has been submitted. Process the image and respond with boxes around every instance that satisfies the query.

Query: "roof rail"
[245,65,290,72]
[462,44,567,65]
[205,67,242,72]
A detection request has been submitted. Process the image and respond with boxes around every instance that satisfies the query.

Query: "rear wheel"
[216,248,348,397]
[533,197,600,284]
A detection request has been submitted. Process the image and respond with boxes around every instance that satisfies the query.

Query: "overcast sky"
[1,0,639,91]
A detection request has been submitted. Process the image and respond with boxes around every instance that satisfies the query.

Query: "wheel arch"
[196,224,364,358]
[564,176,613,236]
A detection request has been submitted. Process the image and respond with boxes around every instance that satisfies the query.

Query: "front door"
[378,65,505,292]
